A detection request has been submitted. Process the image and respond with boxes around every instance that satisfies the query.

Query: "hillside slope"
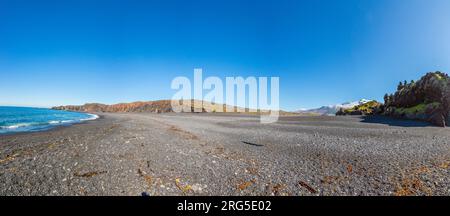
[53,100,239,113]
[52,100,297,115]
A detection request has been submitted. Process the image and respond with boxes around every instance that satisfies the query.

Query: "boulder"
[429,112,446,127]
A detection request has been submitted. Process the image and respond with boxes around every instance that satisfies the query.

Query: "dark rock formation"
[383,71,449,127]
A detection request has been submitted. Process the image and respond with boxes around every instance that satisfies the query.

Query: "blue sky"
[0,0,449,110]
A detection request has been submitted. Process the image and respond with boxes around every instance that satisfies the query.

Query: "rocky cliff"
[53,100,264,114]
[383,71,450,127]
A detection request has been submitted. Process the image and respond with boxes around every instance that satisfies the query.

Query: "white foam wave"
[0,113,99,132]
[0,123,34,129]
[81,113,99,121]
[49,120,75,124]
[48,113,98,125]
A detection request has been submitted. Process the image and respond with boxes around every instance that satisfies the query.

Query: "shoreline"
[0,112,101,137]
[1,113,449,196]
[0,115,102,138]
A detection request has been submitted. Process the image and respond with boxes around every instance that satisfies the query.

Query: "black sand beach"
[0,113,449,196]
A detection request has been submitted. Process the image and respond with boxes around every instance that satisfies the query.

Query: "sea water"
[0,106,98,134]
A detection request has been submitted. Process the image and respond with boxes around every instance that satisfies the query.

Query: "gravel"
[0,113,449,196]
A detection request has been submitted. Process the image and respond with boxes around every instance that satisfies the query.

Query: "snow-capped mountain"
[298,99,373,116]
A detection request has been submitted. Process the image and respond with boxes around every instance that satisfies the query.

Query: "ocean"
[0,106,98,134]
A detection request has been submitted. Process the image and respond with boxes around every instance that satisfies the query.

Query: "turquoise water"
[0,106,98,134]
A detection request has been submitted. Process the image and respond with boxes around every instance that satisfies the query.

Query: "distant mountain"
[336,100,383,116]
[297,99,373,116]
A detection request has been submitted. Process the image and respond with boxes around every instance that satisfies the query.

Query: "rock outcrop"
[383,71,450,127]
[447,78,450,126]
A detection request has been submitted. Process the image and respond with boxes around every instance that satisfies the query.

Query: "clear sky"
[1,0,449,110]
